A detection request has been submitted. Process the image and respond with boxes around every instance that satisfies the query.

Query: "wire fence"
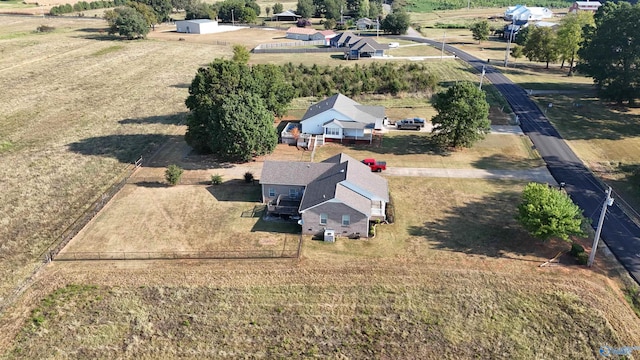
[56,247,300,261]
[41,158,142,262]
[253,47,343,54]
[255,40,326,49]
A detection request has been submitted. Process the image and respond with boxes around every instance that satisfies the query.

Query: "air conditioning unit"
[324,229,335,243]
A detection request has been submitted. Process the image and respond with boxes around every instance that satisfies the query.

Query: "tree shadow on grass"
[537,94,640,141]
[118,113,186,125]
[206,183,261,202]
[356,133,449,156]
[408,190,568,259]
[68,134,179,164]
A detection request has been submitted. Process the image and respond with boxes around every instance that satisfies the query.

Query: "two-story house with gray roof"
[300,93,385,143]
[260,153,389,238]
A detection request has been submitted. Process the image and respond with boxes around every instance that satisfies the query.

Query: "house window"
[289,188,298,198]
[325,127,340,136]
[268,188,275,197]
[320,213,327,225]
[342,215,350,226]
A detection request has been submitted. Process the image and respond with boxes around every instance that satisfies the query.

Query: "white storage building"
[176,19,218,34]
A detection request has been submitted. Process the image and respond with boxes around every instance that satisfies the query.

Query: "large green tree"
[578,1,640,104]
[296,0,315,19]
[523,26,559,69]
[105,7,150,39]
[127,2,157,30]
[380,9,409,35]
[137,0,172,22]
[470,20,490,44]
[272,2,283,14]
[185,60,291,161]
[516,182,586,242]
[430,81,490,148]
[555,11,594,75]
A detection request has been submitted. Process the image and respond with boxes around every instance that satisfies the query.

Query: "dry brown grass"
[2,179,640,358]
[2,13,640,360]
[0,15,232,303]
[62,183,298,254]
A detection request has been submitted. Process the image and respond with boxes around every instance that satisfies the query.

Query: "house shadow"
[206,183,261,202]
[408,190,568,259]
[68,134,181,164]
[251,216,301,234]
[118,113,186,125]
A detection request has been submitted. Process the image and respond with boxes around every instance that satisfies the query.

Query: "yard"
[3,178,640,358]
[312,132,543,169]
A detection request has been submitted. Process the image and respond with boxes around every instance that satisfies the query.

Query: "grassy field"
[2,11,640,360]
[0,16,232,305]
[529,94,640,209]
[2,178,640,358]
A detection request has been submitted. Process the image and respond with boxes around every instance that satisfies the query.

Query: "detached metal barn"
[176,19,218,34]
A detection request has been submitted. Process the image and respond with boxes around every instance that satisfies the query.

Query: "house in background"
[285,27,336,45]
[356,17,374,30]
[260,153,389,238]
[569,1,602,13]
[300,93,385,143]
[346,37,389,59]
[176,19,219,34]
[330,31,361,48]
[504,5,553,22]
[272,10,302,21]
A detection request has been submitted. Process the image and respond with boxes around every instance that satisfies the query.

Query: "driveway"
[385,167,556,184]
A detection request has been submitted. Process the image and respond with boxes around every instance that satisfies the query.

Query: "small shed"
[273,10,302,21]
[176,19,218,34]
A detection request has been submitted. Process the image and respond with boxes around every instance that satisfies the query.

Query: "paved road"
[399,34,640,283]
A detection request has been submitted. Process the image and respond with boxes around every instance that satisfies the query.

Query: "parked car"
[362,158,386,172]
[411,117,426,127]
[389,42,400,48]
[396,118,422,130]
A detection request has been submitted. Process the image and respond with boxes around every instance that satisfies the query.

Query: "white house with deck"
[300,94,385,144]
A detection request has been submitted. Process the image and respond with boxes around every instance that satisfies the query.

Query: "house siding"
[301,202,369,238]
[262,184,305,203]
[301,109,346,134]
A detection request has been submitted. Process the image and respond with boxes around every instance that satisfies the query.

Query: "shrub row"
[280,62,439,98]
[49,0,127,15]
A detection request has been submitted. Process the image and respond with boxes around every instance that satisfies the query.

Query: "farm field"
[2,178,640,358]
[2,10,640,360]
[0,15,233,306]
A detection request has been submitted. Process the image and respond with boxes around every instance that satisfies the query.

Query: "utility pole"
[479,65,486,89]
[588,187,614,267]
[441,32,446,60]
[231,9,235,26]
[504,19,515,67]
[467,0,470,10]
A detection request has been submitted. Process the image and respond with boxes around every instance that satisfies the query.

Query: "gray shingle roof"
[260,161,334,186]
[299,153,389,213]
[349,37,390,52]
[331,31,361,47]
[301,93,385,127]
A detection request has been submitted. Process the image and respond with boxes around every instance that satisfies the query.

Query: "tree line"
[49,0,127,15]
[280,62,439,97]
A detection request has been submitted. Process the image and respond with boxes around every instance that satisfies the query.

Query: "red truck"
[362,158,386,172]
